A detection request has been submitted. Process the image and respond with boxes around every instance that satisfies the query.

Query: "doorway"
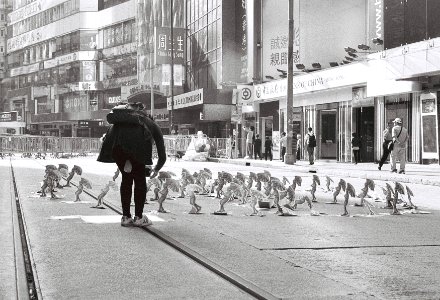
[320,110,337,159]
[354,107,375,162]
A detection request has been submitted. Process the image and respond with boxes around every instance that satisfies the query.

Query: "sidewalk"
[209,157,440,186]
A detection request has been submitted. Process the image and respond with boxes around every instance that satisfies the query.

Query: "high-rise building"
[0,0,11,113]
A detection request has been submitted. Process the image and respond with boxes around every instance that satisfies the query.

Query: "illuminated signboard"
[0,111,18,122]
[154,27,186,65]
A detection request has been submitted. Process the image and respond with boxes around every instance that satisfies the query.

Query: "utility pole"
[285,0,295,165]
[169,0,174,134]
[150,52,154,118]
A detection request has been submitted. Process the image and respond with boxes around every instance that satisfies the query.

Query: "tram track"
[75,180,280,300]
[10,162,41,299]
[11,158,279,300]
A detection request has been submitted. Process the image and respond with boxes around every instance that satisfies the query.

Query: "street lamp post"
[285,0,295,165]
[169,0,174,133]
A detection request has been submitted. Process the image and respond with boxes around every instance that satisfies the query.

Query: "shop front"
[168,88,232,138]
[253,63,370,162]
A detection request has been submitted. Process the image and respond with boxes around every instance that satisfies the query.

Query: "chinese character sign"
[154,27,186,65]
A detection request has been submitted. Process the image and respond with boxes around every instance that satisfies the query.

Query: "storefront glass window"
[102,56,137,79]
[36,96,52,114]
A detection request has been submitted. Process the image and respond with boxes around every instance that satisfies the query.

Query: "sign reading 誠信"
[167,89,203,110]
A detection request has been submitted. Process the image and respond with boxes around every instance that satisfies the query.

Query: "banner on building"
[167,89,203,110]
[162,64,183,86]
[420,93,439,159]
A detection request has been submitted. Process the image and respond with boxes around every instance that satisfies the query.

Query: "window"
[0,29,3,37]
[0,46,3,53]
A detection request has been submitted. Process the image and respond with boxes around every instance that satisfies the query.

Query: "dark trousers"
[281,147,286,161]
[307,146,315,164]
[296,147,301,160]
[113,147,146,218]
[379,140,392,167]
[254,147,262,159]
[353,150,360,163]
[264,148,273,161]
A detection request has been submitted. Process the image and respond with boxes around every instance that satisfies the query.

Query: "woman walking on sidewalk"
[351,133,361,164]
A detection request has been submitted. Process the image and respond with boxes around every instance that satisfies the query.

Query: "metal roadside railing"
[0,134,243,160]
[0,135,102,158]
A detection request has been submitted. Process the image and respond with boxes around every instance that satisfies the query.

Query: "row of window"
[103,19,136,48]
[102,55,136,80]
[9,0,80,37]
[13,0,37,11]
[9,55,136,90]
[8,30,97,69]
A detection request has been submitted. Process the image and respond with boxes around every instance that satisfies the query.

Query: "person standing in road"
[304,127,316,165]
[264,136,273,161]
[280,132,287,162]
[378,121,393,170]
[296,134,302,161]
[390,118,409,174]
[351,132,361,164]
[253,134,262,160]
[243,126,255,159]
[97,102,166,228]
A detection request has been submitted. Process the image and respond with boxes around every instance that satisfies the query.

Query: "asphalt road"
[5,156,440,299]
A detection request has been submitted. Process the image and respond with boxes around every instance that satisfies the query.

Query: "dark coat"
[97,108,166,171]
[351,136,362,148]
[254,138,262,151]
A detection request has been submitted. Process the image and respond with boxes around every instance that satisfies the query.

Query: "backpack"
[308,134,316,147]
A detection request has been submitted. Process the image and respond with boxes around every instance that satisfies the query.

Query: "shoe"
[399,170,405,174]
[121,216,134,227]
[378,165,381,170]
[133,215,153,228]
[391,169,397,173]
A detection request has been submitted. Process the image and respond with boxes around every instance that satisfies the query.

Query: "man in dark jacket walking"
[97,102,166,228]
[253,134,262,159]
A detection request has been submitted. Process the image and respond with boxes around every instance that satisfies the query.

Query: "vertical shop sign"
[82,61,96,82]
[154,27,185,65]
[420,93,439,159]
[236,0,248,82]
[370,0,383,39]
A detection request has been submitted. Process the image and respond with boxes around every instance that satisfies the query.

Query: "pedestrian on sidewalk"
[390,118,409,174]
[304,127,316,165]
[254,134,262,160]
[280,132,287,162]
[378,121,393,170]
[243,125,255,159]
[97,102,166,227]
[351,132,361,164]
[264,136,273,161]
[296,134,302,160]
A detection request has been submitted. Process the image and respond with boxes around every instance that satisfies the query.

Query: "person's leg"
[264,149,268,160]
[296,147,300,160]
[281,147,286,161]
[307,147,313,164]
[399,148,406,173]
[390,149,397,171]
[113,147,133,217]
[132,160,147,218]
[354,150,360,163]
[379,143,388,167]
